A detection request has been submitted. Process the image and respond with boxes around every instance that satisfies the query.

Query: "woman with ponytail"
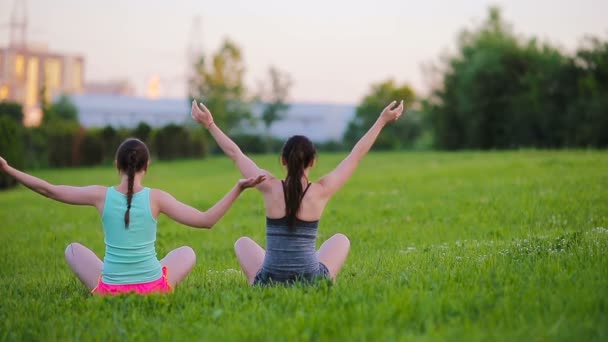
[191,100,405,285]
[0,138,264,295]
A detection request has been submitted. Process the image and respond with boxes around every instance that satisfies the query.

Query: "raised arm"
[318,100,405,197]
[155,175,265,229]
[0,156,105,209]
[191,101,274,191]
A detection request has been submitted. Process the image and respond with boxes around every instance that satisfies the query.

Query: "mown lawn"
[0,151,606,341]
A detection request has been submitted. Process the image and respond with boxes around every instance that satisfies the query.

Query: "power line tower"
[9,0,28,48]
[186,15,203,98]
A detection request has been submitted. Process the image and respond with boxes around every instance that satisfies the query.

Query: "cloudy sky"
[0,0,606,103]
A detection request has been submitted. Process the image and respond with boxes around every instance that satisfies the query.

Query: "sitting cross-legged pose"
[191,100,404,285]
[0,138,264,295]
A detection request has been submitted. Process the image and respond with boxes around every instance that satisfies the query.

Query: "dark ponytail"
[115,138,150,229]
[281,135,316,228]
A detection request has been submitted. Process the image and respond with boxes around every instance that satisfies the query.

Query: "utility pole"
[186,15,203,98]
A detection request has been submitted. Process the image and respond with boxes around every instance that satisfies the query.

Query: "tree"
[568,37,608,147]
[189,39,251,132]
[0,116,24,189]
[132,122,152,144]
[256,66,292,152]
[343,80,417,149]
[43,94,79,124]
[425,6,591,149]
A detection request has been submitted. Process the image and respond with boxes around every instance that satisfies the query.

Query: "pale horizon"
[0,0,606,104]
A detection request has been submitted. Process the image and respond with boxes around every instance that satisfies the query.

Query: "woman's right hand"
[379,100,405,125]
[237,175,266,191]
[191,100,215,128]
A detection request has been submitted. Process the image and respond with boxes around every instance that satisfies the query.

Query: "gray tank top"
[261,182,321,276]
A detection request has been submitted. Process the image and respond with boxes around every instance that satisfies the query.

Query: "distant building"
[0,45,84,126]
[72,94,355,142]
[84,80,135,96]
[73,94,189,128]
[248,102,356,142]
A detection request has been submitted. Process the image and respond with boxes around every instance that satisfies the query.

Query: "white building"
[72,94,188,128]
[246,102,356,142]
[72,94,356,142]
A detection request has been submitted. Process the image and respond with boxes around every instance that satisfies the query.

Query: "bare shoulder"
[92,185,109,193]
[150,188,180,209]
[149,188,172,217]
[90,185,109,198]
[309,181,332,200]
[149,188,164,196]
[257,170,280,191]
[85,185,109,211]
[150,188,174,201]
[265,175,282,187]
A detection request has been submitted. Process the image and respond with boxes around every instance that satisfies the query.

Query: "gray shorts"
[253,262,330,286]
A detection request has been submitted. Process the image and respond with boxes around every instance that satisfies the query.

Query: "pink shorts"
[92,266,172,295]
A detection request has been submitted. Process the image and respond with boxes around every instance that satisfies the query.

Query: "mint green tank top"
[101,187,162,284]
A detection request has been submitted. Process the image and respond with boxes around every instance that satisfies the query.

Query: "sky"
[0,0,607,104]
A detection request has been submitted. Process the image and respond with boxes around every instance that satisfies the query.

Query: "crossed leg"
[64,242,103,291]
[65,243,196,290]
[234,237,265,285]
[234,233,351,285]
[160,246,196,287]
[317,233,350,281]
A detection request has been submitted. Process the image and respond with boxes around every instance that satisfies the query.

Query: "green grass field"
[0,151,606,341]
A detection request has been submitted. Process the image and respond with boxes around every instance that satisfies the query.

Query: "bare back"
[262,176,329,222]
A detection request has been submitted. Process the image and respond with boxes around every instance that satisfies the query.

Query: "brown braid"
[124,155,136,227]
[115,138,150,229]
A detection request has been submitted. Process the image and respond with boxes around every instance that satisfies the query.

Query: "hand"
[191,100,215,128]
[237,175,266,190]
[379,100,405,124]
[0,156,8,172]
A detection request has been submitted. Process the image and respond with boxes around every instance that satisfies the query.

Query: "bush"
[93,126,128,162]
[187,128,208,158]
[316,140,346,152]
[0,102,23,125]
[45,122,80,167]
[80,129,105,166]
[100,126,119,162]
[18,122,209,170]
[153,124,208,160]
[23,127,49,169]
[228,134,283,154]
[0,116,24,189]
[132,122,152,145]
[155,124,185,160]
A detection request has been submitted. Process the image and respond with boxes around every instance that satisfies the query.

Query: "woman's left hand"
[0,156,9,172]
[191,100,215,128]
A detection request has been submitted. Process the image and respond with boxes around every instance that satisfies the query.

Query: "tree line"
[187,7,607,151]
[1,7,607,189]
[425,7,607,149]
[0,103,207,188]
[346,7,607,150]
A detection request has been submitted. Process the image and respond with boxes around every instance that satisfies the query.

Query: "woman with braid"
[191,99,405,285]
[0,138,264,295]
